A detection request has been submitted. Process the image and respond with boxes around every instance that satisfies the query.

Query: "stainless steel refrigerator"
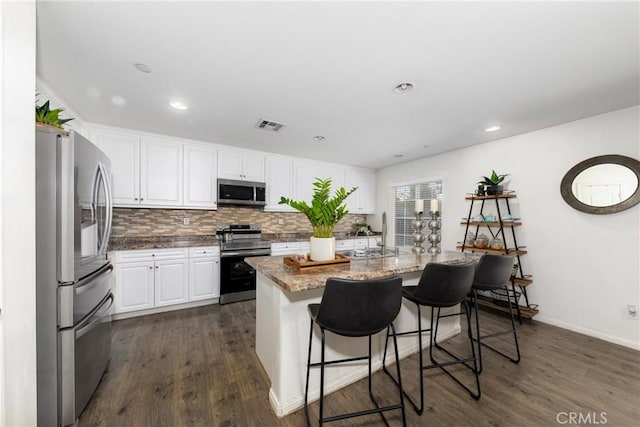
[36,124,114,426]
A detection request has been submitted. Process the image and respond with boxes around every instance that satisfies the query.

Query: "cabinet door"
[217,149,245,180]
[319,165,345,191]
[294,161,347,203]
[243,153,266,182]
[188,257,220,301]
[294,162,321,203]
[265,156,295,211]
[154,258,189,307]
[140,138,183,206]
[345,168,376,214]
[184,144,217,208]
[114,261,154,313]
[88,129,140,206]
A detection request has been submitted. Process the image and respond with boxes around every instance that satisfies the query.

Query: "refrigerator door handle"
[96,161,113,256]
[75,294,113,339]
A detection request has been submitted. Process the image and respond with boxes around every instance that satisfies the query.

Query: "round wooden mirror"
[560,154,640,214]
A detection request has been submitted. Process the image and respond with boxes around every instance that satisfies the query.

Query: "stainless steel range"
[217,224,271,304]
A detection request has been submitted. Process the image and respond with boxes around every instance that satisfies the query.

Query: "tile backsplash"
[111,207,367,238]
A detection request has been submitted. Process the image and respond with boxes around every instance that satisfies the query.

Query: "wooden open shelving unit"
[459,192,538,321]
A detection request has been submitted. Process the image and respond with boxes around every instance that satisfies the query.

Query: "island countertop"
[246,250,472,293]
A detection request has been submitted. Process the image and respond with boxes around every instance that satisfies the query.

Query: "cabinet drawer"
[335,239,354,251]
[189,246,220,258]
[115,248,189,263]
[271,242,301,256]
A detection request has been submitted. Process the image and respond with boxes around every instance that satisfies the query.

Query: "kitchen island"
[246,250,471,417]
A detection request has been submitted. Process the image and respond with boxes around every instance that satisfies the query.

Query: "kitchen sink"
[339,248,398,260]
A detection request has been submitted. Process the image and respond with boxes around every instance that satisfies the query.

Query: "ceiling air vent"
[255,119,286,132]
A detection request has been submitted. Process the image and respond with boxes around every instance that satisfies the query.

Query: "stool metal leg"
[319,328,326,427]
[382,304,426,415]
[428,305,481,400]
[472,288,521,374]
[304,318,314,424]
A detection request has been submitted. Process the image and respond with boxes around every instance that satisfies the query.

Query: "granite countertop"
[108,232,383,251]
[246,250,472,293]
[108,235,220,251]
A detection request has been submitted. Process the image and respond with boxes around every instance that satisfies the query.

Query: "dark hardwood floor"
[78,301,639,426]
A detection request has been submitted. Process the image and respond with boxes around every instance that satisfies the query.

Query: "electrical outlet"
[627,305,637,319]
[183,217,190,225]
[277,218,284,225]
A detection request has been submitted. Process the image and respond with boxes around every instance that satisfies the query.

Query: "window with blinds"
[394,181,443,247]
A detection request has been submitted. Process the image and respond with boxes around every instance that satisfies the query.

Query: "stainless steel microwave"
[218,179,267,206]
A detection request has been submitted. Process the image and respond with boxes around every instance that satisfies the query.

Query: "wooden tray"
[283,254,350,271]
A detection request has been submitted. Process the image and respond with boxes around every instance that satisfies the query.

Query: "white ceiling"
[36,1,639,170]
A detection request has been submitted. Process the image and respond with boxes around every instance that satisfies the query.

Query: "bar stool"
[470,253,521,373]
[382,262,479,415]
[304,275,406,426]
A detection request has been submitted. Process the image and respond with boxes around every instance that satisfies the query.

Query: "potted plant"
[36,97,73,129]
[279,178,357,261]
[478,170,509,195]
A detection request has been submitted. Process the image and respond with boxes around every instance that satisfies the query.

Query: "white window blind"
[394,181,442,247]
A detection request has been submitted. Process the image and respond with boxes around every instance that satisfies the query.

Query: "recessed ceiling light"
[134,63,152,73]
[170,101,188,110]
[394,154,404,158]
[485,125,501,132]
[313,136,326,142]
[394,82,414,94]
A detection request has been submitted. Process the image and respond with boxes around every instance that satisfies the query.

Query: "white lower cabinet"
[114,260,154,313]
[154,258,189,307]
[188,246,220,301]
[113,246,219,316]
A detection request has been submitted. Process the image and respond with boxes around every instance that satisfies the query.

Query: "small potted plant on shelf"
[279,178,357,261]
[35,96,73,129]
[478,170,509,195]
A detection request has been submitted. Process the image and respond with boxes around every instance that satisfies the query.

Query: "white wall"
[374,106,640,349]
[0,0,37,425]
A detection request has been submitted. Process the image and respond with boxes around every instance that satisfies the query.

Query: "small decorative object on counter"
[474,233,489,249]
[477,184,485,196]
[489,238,504,250]
[478,170,509,195]
[483,212,496,222]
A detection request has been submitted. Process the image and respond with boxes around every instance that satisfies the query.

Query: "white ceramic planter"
[310,236,336,261]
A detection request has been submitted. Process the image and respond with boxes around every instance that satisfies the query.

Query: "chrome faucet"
[378,212,387,252]
[356,226,372,254]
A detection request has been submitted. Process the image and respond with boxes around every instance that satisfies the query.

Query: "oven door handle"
[221,250,271,257]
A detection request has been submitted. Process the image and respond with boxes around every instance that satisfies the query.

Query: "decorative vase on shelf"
[279,177,357,262]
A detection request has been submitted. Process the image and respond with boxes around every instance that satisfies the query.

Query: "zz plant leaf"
[279,178,357,238]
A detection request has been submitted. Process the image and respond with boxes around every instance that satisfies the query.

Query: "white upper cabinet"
[265,156,295,211]
[183,144,217,208]
[140,137,183,206]
[218,149,265,182]
[88,128,140,205]
[294,161,346,204]
[345,168,376,214]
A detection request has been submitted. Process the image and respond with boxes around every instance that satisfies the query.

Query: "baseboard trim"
[112,298,219,321]
[535,315,640,351]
